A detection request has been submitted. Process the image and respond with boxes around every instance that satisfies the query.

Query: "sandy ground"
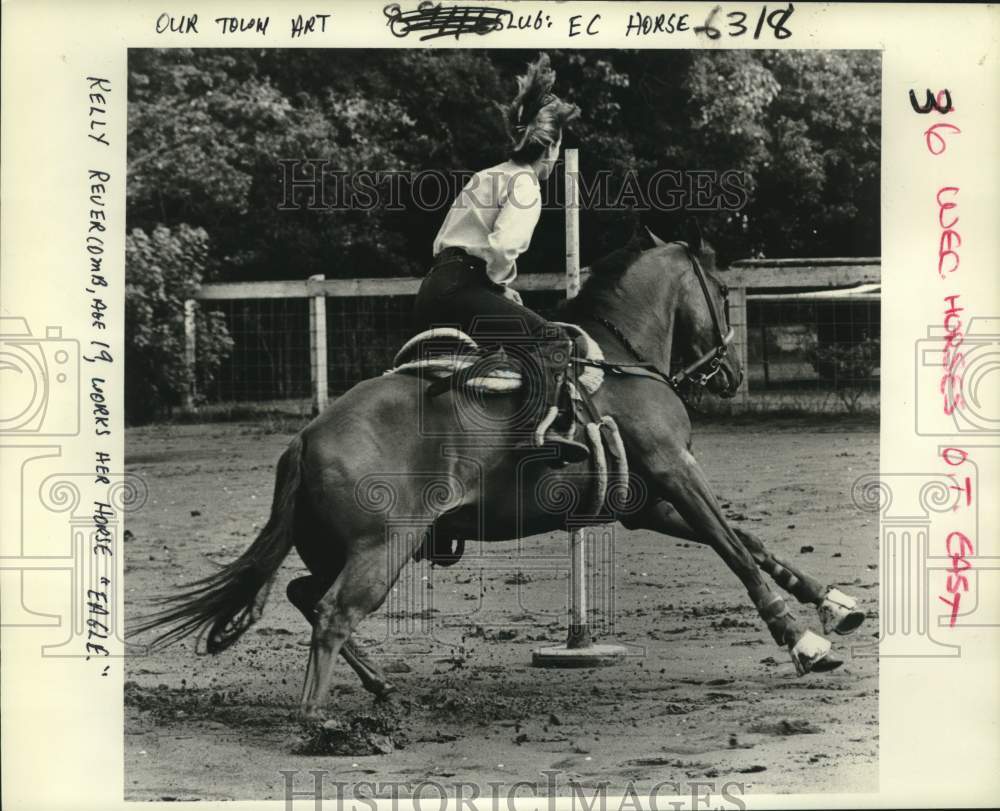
[124,417,879,802]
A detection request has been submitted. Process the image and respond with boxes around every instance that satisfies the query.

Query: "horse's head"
[639,226,743,396]
[572,229,743,398]
[672,255,743,398]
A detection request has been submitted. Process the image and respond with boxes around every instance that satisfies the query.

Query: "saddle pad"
[388,356,523,393]
[385,324,605,395]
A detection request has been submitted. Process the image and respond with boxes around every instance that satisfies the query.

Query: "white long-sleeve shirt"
[432,161,541,285]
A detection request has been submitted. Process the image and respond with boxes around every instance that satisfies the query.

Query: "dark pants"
[413,250,572,429]
[413,253,551,340]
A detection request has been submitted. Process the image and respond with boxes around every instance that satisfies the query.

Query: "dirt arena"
[124,416,879,801]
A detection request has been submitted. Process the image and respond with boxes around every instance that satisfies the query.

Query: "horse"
[132,237,864,719]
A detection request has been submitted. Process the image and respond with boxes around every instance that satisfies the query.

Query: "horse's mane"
[562,227,717,319]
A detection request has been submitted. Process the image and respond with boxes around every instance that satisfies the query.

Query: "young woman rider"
[413,53,589,464]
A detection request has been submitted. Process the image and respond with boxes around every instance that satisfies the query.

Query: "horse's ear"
[684,217,704,255]
[644,226,669,248]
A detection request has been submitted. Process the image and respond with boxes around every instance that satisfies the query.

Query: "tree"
[751,50,881,258]
[125,224,233,423]
[127,48,882,278]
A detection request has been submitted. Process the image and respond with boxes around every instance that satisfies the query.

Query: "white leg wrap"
[789,630,832,676]
[818,588,865,636]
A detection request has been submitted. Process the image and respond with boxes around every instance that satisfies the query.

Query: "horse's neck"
[577,278,678,369]
[605,302,674,368]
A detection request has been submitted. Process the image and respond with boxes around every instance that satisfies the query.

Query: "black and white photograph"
[122,45,880,800]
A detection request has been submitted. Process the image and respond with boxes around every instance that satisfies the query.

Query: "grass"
[162,399,314,434]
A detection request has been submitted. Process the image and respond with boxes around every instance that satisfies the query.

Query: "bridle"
[580,242,735,397]
[671,242,735,388]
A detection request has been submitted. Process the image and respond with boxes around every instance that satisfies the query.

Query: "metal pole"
[564,150,590,648]
[532,149,627,667]
[565,149,581,299]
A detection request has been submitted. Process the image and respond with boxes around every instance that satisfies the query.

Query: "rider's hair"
[498,53,580,165]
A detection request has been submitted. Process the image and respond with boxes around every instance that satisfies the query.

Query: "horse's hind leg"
[300,535,417,718]
[287,575,397,698]
[624,501,864,635]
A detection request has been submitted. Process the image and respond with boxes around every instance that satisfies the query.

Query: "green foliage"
[128,48,880,283]
[125,224,233,423]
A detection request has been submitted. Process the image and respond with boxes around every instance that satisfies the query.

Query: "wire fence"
[192,262,880,415]
[741,287,880,411]
[203,298,311,404]
[201,289,567,405]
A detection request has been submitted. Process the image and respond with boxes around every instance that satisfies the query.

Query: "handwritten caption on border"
[85,77,115,669]
[909,87,977,626]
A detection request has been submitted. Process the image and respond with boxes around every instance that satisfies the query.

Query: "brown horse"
[132,240,863,718]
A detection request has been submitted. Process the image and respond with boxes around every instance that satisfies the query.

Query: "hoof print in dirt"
[293,715,398,756]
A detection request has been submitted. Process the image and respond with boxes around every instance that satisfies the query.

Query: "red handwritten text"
[940,294,965,414]
[936,186,961,276]
[938,447,974,626]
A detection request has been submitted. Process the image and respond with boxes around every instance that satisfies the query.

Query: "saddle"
[385,325,606,396]
[386,326,629,568]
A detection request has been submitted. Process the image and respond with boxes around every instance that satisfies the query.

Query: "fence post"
[308,274,329,414]
[533,148,628,667]
[729,285,750,408]
[183,298,197,410]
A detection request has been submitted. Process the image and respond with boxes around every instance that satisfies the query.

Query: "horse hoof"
[300,704,326,722]
[810,651,844,673]
[374,685,399,703]
[818,588,865,636]
[789,630,836,676]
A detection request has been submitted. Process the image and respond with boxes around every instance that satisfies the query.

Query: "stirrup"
[528,404,590,466]
[541,435,590,465]
[510,434,590,467]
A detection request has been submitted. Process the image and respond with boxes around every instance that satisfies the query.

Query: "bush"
[807,335,880,414]
[125,224,233,423]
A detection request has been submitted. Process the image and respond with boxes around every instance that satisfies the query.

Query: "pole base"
[532,642,629,668]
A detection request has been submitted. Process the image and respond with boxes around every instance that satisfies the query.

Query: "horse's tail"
[130,433,305,654]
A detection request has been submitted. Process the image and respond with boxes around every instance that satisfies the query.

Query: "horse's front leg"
[640,446,842,675]
[622,501,865,636]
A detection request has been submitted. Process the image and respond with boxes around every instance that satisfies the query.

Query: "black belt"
[433,247,486,272]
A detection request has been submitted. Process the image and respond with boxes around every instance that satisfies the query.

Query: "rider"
[413,53,590,464]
